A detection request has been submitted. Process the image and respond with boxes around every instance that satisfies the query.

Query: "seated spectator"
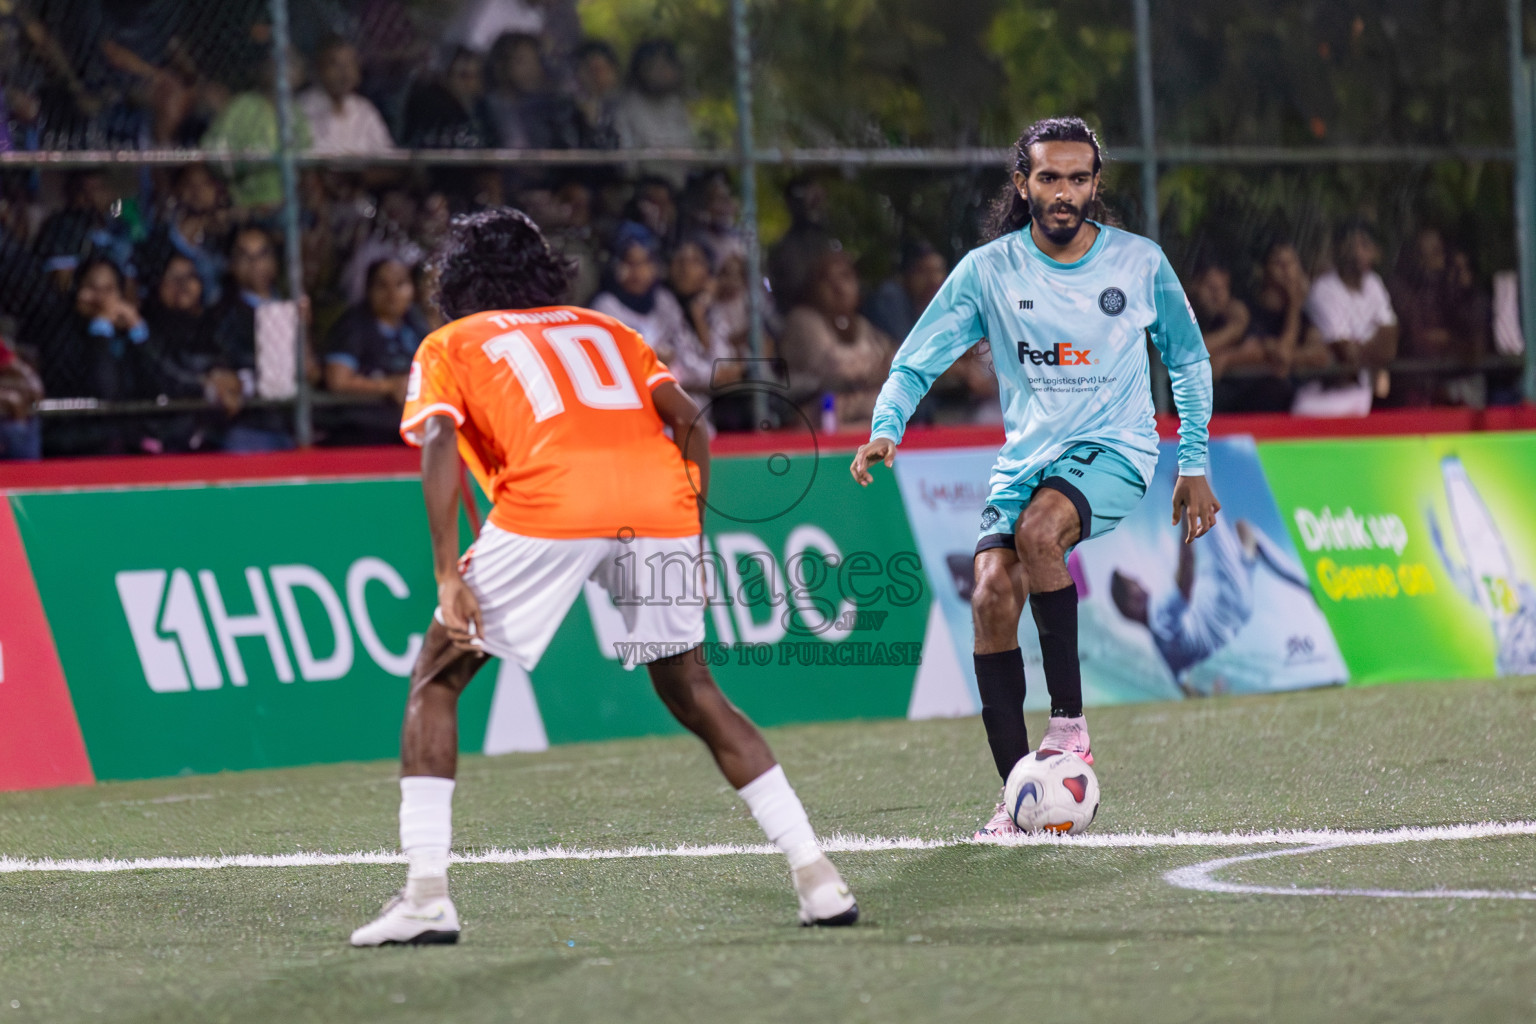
[33,170,134,292]
[1249,240,1325,379]
[570,40,622,149]
[680,169,745,263]
[767,175,833,313]
[669,234,737,382]
[711,247,775,355]
[138,253,237,452]
[137,163,230,307]
[400,47,495,150]
[617,40,696,186]
[322,257,424,445]
[521,180,600,302]
[44,254,146,401]
[204,225,318,452]
[779,244,894,430]
[1388,227,1490,406]
[442,0,565,53]
[200,53,312,212]
[590,222,717,409]
[41,255,150,454]
[863,240,947,342]
[298,37,395,155]
[97,34,203,146]
[1189,260,1291,414]
[484,32,575,149]
[626,175,679,247]
[1294,222,1399,417]
[0,333,42,460]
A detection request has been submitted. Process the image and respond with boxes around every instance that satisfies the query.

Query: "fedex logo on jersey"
[1016,340,1095,366]
[115,559,423,693]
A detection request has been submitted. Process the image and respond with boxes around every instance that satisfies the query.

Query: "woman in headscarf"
[590,221,720,416]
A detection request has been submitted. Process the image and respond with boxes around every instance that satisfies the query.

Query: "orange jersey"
[400,306,700,539]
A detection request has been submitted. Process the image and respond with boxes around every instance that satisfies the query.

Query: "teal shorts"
[975,442,1148,554]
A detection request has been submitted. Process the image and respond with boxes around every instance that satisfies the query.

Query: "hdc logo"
[1016,341,1094,366]
[115,558,424,693]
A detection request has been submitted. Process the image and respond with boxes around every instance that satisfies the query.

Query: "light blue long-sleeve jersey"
[869,222,1212,492]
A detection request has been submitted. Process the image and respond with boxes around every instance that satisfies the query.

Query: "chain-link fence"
[0,0,1529,459]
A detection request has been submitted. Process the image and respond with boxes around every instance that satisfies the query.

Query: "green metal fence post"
[730,0,769,427]
[270,0,312,446]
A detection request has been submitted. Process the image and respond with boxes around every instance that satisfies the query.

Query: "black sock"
[1030,584,1083,718]
[974,648,1029,780]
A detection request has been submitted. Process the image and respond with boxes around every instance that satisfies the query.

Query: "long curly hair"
[430,207,577,321]
[985,116,1106,242]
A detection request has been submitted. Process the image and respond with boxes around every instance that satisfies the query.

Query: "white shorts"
[443,523,707,670]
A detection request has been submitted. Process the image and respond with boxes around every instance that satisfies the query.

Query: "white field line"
[2,820,1534,876]
[1165,842,1536,900]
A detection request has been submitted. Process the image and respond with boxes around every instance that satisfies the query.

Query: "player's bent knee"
[407,622,487,697]
[1018,522,1068,568]
[971,569,1021,625]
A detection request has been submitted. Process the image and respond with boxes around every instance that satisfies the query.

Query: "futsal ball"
[1003,750,1100,834]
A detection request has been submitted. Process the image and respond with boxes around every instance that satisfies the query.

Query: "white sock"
[399,776,454,900]
[737,764,822,870]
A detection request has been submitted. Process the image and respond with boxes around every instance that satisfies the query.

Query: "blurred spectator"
[1190,260,1289,413]
[522,180,600,302]
[443,0,580,58]
[355,0,433,135]
[617,40,696,187]
[138,163,230,306]
[862,241,995,425]
[626,175,679,247]
[680,170,744,263]
[571,40,622,150]
[485,32,574,149]
[400,47,494,150]
[0,332,42,460]
[1294,222,1399,417]
[96,33,210,146]
[138,253,236,452]
[863,240,947,342]
[298,38,395,155]
[669,234,737,380]
[591,222,716,408]
[1388,227,1490,406]
[42,255,148,454]
[710,248,769,355]
[779,245,893,429]
[323,257,423,445]
[1248,240,1324,384]
[205,225,317,452]
[45,254,145,400]
[201,52,312,211]
[33,170,135,291]
[767,175,833,313]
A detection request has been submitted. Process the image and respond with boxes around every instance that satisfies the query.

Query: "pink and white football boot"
[974,791,1024,840]
[1038,715,1093,765]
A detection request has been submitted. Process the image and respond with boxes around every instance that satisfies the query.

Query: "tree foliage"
[574,0,1517,280]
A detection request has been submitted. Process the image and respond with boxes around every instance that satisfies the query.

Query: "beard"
[1031,198,1087,245]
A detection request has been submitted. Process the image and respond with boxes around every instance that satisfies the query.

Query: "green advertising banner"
[11,447,929,781]
[1258,433,1536,684]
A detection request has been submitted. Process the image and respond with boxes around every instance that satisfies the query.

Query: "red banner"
[0,497,93,790]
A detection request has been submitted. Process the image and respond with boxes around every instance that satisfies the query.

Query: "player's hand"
[437,574,485,653]
[1172,474,1221,544]
[850,437,896,487]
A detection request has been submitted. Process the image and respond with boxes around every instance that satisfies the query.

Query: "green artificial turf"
[2,678,1536,1023]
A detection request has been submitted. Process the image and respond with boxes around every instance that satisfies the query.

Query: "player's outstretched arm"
[421,414,483,650]
[1172,474,1221,545]
[850,436,895,487]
